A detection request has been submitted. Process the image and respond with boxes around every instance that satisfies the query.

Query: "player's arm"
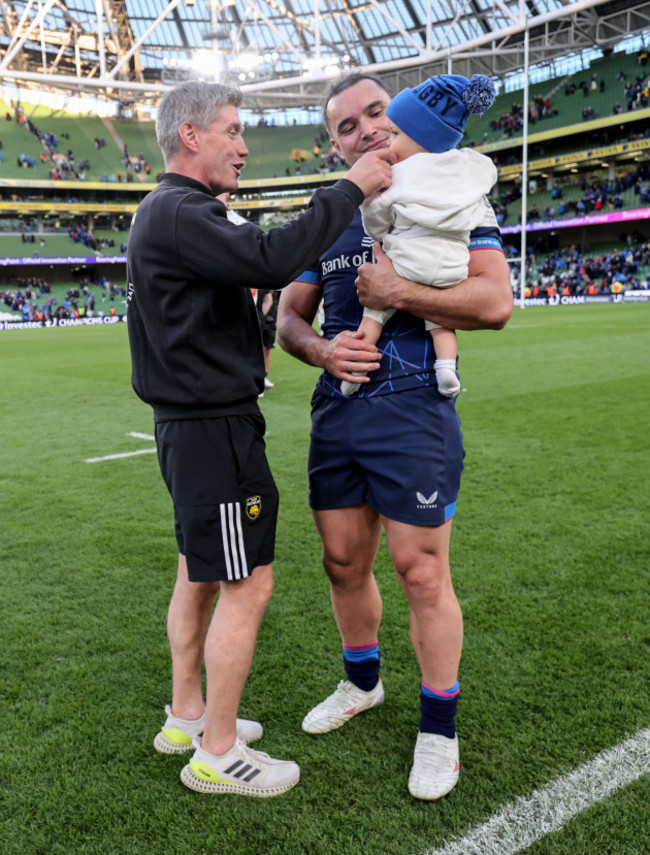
[355,243,513,331]
[277,280,381,382]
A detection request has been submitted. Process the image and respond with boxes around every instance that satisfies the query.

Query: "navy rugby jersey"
[294,209,504,398]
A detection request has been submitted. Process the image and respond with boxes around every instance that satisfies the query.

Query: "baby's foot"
[434,360,461,398]
[340,374,365,396]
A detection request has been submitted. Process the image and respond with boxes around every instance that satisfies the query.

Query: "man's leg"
[180,563,300,798]
[154,555,218,754]
[168,553,219,721]
[315,503,383,646]
[384,518,462,688]
[201,563,274,757]
[383,517,462,800]
[155,554,264,754]
[302,504,386,734]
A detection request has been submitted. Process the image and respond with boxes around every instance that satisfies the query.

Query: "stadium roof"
[0,0,649,110]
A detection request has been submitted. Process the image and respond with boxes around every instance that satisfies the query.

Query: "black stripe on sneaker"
[224,760,243,775]
[235,763,253,778]
[243,768,261,782]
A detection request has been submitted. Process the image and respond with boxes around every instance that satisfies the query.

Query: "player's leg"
[302,504,386,733]
[358,388,464,797]
[431,327,461,398]
[384,518,462,690]
[384,517,462,800]
[315,504,383,646]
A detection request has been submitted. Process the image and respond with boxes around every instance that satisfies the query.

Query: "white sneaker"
[153,704,263,754]
[408,732,459,800]
[181,737,300,798]
[264,376,274,389]
[301,679,384,734]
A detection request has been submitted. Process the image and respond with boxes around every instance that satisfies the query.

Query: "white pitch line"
[424,728,650,855]
[85,431,156,463]
[85,448,157,463]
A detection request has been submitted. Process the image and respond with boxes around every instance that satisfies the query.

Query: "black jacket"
[127,172,363,420]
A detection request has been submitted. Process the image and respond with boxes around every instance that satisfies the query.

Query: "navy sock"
[343,642,380,692]
[419,681,459,738]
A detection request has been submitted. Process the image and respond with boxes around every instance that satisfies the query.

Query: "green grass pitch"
[0,303,648,855]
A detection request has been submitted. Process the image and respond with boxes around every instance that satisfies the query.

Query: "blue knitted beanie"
[386,73,496,153]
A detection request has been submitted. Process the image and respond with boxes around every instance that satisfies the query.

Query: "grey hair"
[156,81,242,162]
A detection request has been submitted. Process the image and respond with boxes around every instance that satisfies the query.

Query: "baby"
[341,73,498,397]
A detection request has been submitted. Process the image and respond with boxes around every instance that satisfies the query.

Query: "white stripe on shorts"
[220,502,249,581]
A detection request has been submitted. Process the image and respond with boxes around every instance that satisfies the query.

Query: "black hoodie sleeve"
[175,179,364,288]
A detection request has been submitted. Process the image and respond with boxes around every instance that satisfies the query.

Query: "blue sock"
[343,642,380,692]
[419,681,459,738]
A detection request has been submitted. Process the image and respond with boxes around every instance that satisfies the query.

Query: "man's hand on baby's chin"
[345,152,393,197]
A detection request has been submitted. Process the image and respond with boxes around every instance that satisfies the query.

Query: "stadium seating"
[0,277,127,320]
[492,179,644,225]
[464,48,650,148]
[0,230,125,257]
[0,98,330,183]
[0,47,649,308]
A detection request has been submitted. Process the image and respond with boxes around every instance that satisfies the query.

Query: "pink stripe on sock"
[343,642,379,651]
[422,680,459,698]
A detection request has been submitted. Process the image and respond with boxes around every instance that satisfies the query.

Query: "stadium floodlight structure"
[0,0,649,110]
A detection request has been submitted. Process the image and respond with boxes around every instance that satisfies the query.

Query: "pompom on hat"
[386,73,496,153]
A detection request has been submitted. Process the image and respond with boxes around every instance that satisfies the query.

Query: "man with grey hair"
[127,80,391,798]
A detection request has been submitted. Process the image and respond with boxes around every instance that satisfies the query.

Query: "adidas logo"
[224,758,262,783]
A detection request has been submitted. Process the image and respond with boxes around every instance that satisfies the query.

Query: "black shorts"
[260,321,277,349]
[155,414,279,582]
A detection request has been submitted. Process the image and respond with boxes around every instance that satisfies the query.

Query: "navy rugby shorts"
[308,387,464,526]
[155,414,279,582]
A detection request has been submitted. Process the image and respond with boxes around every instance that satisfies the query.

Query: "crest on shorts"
[246,495,261,520]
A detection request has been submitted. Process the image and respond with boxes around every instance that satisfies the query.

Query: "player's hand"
[321,330,381,382]
[355,242,405,311]
[344,151,393,198]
